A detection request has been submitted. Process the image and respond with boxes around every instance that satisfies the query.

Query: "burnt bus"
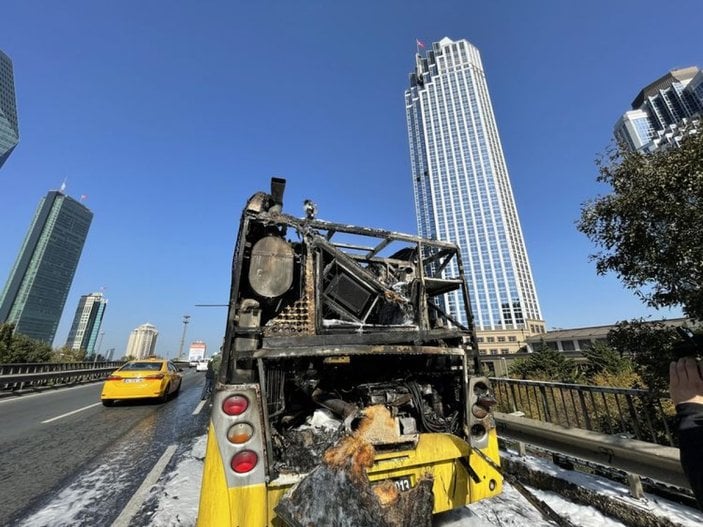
[197,179,502,526]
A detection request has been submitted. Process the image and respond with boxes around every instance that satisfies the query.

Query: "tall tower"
[65,292,108,356]
[125,323,159,359]
[0,190,93,343]
[0,50,19,169]
[405,37,544,352]
[614,66,703,152]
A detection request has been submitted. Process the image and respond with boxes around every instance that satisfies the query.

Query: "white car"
[196,359,210,372]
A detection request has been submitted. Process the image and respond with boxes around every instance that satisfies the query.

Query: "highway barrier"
[0,361,124,392]
[495,411,687,489]
[491,377,674,446]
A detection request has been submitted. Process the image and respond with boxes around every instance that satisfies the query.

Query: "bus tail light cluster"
[220,393,259,474]
[468,377,495,449]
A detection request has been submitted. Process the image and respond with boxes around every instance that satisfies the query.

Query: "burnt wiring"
[406,380,459,434]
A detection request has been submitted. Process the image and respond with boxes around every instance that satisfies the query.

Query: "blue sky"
[1,1,700,357]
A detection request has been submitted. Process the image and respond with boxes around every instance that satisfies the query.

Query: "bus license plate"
[393,476,412,492]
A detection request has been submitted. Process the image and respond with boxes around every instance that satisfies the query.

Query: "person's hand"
[670,357,703,405]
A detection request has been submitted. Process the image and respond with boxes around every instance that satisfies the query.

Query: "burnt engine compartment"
[264,353,466,474]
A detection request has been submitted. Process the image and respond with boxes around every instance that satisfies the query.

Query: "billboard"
[188,340,207,363]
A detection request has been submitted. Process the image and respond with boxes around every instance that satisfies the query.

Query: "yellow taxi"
[101,358,183,406]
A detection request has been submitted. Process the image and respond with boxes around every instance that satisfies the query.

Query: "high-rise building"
[65,292,107,356]
[405,37,544,353]
[125,323,159,359]
[614,66,703,152]
[0,50,19,169]
[0,190,93,343]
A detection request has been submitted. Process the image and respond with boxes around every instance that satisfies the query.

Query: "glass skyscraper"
[0,190,93,344]
[65,292,107,355]
[405,37,544,351]
[0,50,19,169]
[614,66,703,152]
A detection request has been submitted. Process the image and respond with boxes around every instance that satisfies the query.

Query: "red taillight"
[222,395,249,416]
[144,373,165,380]
[107,375,122,381]
[231,450,258,473]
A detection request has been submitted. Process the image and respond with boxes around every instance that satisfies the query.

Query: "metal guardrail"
[489,378,689,493]
[0,360,193,392]
[0,362,123,392]
[494,411,687,489]
[491,377,675,446]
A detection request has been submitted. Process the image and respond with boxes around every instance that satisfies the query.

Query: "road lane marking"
[192,400,207,415]
[41,402,102,423]
[0,382,98,405]
[110,444,178,527]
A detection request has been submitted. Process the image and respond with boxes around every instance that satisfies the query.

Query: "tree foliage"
[580,341,632,380]
[0,323,53,363]
[578,133,703,319]
[606,319,679,391]
[52,346,87,363]
[509,344,579,382]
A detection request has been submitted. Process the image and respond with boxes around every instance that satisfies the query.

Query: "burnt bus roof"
[221,181,479,377]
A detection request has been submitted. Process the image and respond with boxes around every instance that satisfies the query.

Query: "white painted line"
[110,444,178,527]
[41,402,103,424]
[0,382,98,405]
[192,399,207,415]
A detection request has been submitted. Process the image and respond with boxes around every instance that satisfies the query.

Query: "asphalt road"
[0,369,211,526]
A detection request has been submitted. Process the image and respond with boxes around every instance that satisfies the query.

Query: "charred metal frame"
[220,189,481,382]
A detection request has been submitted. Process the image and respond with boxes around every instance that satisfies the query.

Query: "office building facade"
[65,292,107,356]
[0,190,93,343]
[405,37,544,352]
[125,323,159,359]
[614,66,703,152]
[0,50,19,169]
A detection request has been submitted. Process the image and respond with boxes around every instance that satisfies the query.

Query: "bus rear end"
[198,179,502,525]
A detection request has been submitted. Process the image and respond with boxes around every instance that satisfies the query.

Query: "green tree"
[581,341,632,381]
[606,319,679,391]
[52,346,87,363]
[0,323,52,363]
[0,323,13,360]
[577,133,703,319]
[509,343,579,382]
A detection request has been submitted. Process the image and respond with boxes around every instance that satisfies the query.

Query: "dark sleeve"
[676,402,703,507]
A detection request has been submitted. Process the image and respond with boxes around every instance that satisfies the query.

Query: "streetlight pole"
[95,331,105,363]
[177,315,191,360]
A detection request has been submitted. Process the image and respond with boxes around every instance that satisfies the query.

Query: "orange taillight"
[227,423,254,444]
[107,375,122,381]
[144,373,165,380]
